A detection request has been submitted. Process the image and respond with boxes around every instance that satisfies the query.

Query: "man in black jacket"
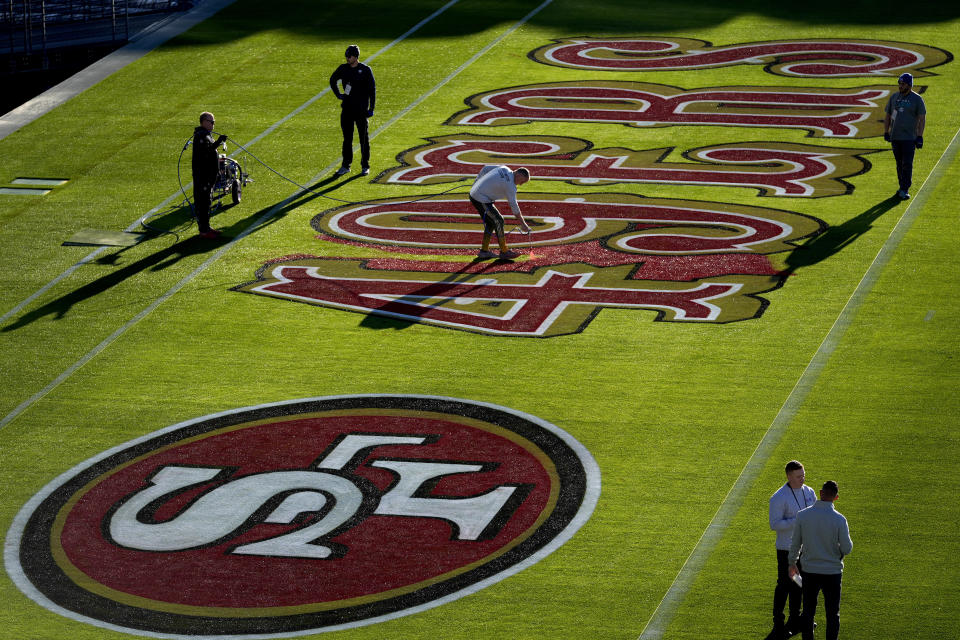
[192,111,227,239]
[329,44,376,176]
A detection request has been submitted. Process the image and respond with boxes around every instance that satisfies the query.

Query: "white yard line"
[638,125,960,639]
[0,0,553,430]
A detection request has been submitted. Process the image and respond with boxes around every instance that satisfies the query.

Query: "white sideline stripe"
[0,0,553,431]
[0,0,462,324]
[638,125,960,640]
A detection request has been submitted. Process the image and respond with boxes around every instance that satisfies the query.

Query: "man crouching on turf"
[468,165,531,260]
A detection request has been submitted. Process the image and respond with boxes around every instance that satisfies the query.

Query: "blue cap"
[898,73,913,85]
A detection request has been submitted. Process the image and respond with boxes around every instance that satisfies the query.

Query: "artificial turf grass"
[2,1,960,638]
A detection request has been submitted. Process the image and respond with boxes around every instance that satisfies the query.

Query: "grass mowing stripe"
[367,0,555,144]
[239,0,463,151]
[0,0,553,432]
[235,0,556,202]
[0,0,463,323]
[0,192,186,326]
[638,126,960,640]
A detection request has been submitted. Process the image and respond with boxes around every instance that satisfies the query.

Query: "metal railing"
[2,0,190,56]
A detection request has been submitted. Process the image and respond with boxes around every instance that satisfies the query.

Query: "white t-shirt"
[469,165,521,214]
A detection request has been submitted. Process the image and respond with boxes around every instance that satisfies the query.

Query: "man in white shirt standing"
[468,165,532,260]
[766,460,817,639]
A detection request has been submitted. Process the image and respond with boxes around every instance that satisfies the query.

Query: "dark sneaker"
[199,229,221,239]
[334,166,350,176]
[784,621,816,637]
[477,249,497,259]
[360,167,370,176]
[498,249,521,260]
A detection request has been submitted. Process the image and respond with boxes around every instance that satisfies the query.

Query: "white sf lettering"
[109,466,363,558]
[107,433,524,558]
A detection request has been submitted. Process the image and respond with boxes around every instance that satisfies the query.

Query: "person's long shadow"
[2,173,359,332]
[779,196,901,278]
[359,258,505,331]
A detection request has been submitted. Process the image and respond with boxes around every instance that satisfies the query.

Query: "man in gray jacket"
[766,460,817,639]
[789,480,853,640]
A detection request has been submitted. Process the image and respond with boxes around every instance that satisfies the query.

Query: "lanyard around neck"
[787,484,808,509]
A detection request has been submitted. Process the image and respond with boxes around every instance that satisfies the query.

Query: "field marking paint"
[0,0,552,431]
[638,125,960,640]
[0,0,462,325]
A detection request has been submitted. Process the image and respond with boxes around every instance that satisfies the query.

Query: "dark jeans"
[469,195,504,238]
[891,139,916,192]
[773,550,802,627]
[192,179,214,232]
[800,571,842,640]
[340,107,370,169]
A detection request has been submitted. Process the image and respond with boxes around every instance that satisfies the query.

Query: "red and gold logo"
[8,396,600,636]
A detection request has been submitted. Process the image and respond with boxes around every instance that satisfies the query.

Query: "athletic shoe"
[199,229,221,239]
[334,166,350,176]
[498,249,521,260]
[477,250,497,259]
[360,167,370,176]
[899,190,910,200]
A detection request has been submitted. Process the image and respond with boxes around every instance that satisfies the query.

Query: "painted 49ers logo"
[234,192,823,336]
[7,396,600,637]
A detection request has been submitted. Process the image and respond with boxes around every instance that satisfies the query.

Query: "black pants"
[773,550,802,627]
[469,196,504,238]
[891,139,916,192]
[800,571,842,640]
[340,108,369,169]
[192,179,214,233]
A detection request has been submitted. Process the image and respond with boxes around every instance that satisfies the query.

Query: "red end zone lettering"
[449,81,894,138]
[235,259,783,334]
[231,192,823,335]
[377,134,876,197]
[313,193,823,255]
[528,36,952,77]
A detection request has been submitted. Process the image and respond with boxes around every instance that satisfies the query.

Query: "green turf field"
[2,1,959,638]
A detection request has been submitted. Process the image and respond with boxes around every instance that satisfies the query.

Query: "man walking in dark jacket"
[329,44,376,176]
[192,111,226,239]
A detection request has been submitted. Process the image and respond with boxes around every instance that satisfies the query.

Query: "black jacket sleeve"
[329,65,344,100]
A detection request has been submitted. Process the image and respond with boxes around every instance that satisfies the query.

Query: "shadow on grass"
[1,173,359,332]
[358,258,505,331]
[176,0,960,50]
[780,196,901,278]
